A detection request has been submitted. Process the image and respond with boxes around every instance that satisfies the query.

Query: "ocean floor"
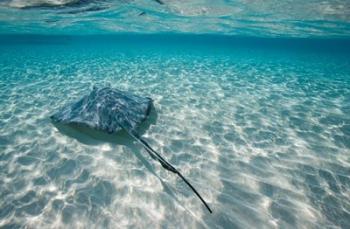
[0,36,350,228]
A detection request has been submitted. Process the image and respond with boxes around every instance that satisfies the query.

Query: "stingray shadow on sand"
[52,105,158,147]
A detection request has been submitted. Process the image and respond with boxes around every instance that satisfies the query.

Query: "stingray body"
[51,86,152,134]
[51,86,212,213]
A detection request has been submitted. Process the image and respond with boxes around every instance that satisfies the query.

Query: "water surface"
[0,0,350,37]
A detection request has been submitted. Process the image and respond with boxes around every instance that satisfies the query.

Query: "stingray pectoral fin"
[125,130,213,214]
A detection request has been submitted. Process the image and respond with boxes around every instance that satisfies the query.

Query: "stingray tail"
[126,130,213,214]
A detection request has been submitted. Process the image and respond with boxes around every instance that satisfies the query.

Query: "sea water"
[1,1,350,229]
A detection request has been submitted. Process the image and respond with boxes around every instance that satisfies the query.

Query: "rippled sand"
[0,38,350,228]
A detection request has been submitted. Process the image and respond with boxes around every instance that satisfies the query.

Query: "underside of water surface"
[1,0,350,37]
[1,0,350,229]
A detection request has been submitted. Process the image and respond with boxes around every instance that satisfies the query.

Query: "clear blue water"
[1,1,350,229]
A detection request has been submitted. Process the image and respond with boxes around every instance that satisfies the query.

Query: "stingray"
[51,86,212,213]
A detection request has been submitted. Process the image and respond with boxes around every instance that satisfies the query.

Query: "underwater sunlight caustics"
[1,0,350,229]
[1,38,349,228]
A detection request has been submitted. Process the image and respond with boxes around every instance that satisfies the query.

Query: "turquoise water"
[1,0,350,37]
[1,1,350,228]
[1,35,349,228]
